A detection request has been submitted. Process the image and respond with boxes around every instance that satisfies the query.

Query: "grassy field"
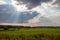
[0,27,60,40]
[0,28,60,35]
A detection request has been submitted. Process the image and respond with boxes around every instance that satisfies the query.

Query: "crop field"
[0,27,60,40]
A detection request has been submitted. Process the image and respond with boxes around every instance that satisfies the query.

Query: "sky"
[0,0,60,26]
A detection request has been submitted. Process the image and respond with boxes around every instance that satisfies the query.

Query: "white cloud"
[28,14,40,24]
[0,0,7,5]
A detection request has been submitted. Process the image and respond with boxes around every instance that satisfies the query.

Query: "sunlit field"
[0,25,60,40]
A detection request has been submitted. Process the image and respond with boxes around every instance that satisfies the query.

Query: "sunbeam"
[0,0,60,26]
[11,0,28,12]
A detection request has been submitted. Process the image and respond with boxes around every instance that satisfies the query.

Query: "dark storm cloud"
[15,0,52,9]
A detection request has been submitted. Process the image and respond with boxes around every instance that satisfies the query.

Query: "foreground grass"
[0,28,60,40]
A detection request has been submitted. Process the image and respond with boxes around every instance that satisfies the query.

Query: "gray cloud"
[30,16,58,26]
[0,4,17,23]
[0,4,39,23]
[52,0,60,5]
[18,11,39,23]
[39,16,55,26]
[14,0,52,9]
[48,16,60,24]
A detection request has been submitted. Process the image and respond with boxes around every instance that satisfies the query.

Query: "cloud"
[17,11,39,23]
[0,0,60,26]
[52,0,60,5]
[47,16,60,25]
[0,0,7,4]
[38,16,56,26]
[0,4,17,23]
[28,13,41,24]
[14,0,52,9]
[0,4,39,23]
[28,16,59,26]
[4,0,12,4]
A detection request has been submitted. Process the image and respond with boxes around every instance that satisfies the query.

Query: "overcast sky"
[0,0,60,26]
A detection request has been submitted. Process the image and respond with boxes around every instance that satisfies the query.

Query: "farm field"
[0,27,60,40]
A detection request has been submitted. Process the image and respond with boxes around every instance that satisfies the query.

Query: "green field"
[0,28,60,40]
[0,28,60,35]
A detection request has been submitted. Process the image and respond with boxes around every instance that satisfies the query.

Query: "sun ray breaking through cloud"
[0,0,60,26]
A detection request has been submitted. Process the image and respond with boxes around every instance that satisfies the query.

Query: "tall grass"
[0,27,60,40]
[0,34,60,40]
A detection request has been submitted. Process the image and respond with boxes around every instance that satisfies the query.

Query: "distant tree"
[4,26,8,30]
